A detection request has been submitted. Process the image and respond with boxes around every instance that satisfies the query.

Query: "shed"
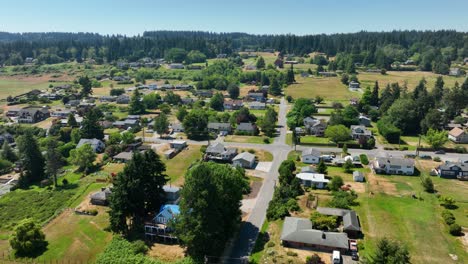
[353,171,364,182]
[232,152,256,169]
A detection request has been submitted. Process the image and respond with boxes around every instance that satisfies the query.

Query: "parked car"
[434,150,445,154]
[419,154,432,160]
[404,154,416,159]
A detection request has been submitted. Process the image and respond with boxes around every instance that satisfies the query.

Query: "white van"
[332,250,341,264]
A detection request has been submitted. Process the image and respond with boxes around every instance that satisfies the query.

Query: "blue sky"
[0,0,467,35]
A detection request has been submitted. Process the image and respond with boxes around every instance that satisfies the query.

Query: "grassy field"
[0,78,69,99]
[224,135,271,144]
[164,145,202,185]
[286,75,356,101]
[356,171,468,263]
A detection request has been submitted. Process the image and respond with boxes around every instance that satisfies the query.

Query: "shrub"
[442,210,455,225]
[306,254,323,264]
[377,120,401,143]
[286,251,298,256]
[248,149,256,154]
[421,176,434,193]
[263,137,270,144]
[266,241,275,248]
[359,154,369,165]
[433,156,441,162]
[310,212,337,230]
[9,219,47,257]
[449,223,462,236]
[455,146,467,153]
[131,240,149,254]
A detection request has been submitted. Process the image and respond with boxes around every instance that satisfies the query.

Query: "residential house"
[154,204,180,225]
[236,122,257,135]
[163,185,181,204]
[319,72,337,77]
[77,138,105,153]
[223,100,244,110]
[60,115,83,126]
[358,115,372,127]
[99,96,117,102]
[24,57,34,64]
[437,161,468,180]
[168,63,185,69]
[169,140,187,150]
[353,171,364,182]
[116,95,130,104]
[148,83,158,90]
[350,125,372,140]
[113,119,139,129]
[50,109,74,118]
[296,173,329,189]
[448,127,468,143]
[17,107,50,123]
[175,84,193,90]
[316,207,361,237]
[66,100,80,107]
[205,143,238,161]
[232,152,256,169]
[246,92,265,102]
[372,157,415,175]
[244,65,257,71]
[90,187,112,206]
[280,217,349,253]
[195,90,213,98]
[295,127,306,136]
[181,97,195,105]
[6,108,21,117]
[171,123,184,133]
[160,84,174,90]
[39,93,60,100]
[449,68,461,77]
[0,133,14,146]
[207,122,232,134]
[303,117,327,136]
[301,148,321,164]
[249,101,266,110]
[349,98,359,106]
[260,85,269,92]
[348,81,360,90]
[284,61,299,65]
[113,151,133,163]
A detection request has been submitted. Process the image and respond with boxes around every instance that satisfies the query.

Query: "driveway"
[255,162,272,172]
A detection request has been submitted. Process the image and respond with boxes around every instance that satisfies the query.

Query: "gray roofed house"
[301,148,322,164]
[236,122,257,135]
[232,152,256,169]
[171,123,184,132]
[208,122,232,133]
[113,151,133,163]
[280,217,349,253]
[316,207,361,236]
[350,125,372,140]
[77,138,105,153]
[303,117,327,136]
[353,171,364,182]
[249,101,266,110]
[116,95,130,104]
[358,115,372,127]
[17,107,50,124]
[90,187,112,206]
[372,156,415,175]
[206,142,238,161]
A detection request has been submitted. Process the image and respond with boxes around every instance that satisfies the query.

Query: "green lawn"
[0,79,69,99]
[224,135,270,144]
[164,145,202,185]
[355,174,468,263]
[285,75,356,101]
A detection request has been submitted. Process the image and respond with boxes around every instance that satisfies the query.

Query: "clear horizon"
[0,0,467,36]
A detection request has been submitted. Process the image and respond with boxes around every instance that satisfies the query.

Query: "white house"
[296,173,329,189]
[372,157,415,175]
[301,148,322,164]
[448,127,468,143]
[169,140,187,150]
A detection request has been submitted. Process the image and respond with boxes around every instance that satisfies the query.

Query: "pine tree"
[67,113,78,127]
[269,78,282,96]
[256,56,265,69]
[80,108,104,140]
[1,141,17,162]
[286,65,295,84]
[17,131,45,186]
[371,81,380,106]
[316,159,327,174]
[44,140,64,186]
[79,76,92,98]
[129,89,146,115]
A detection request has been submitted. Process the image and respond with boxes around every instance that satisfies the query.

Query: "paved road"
[142,98,467,261]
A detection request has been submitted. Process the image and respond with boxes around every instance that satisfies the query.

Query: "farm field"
[0,78,69,99]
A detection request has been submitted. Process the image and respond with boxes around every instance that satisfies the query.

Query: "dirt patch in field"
[459,227,468,251]
[245,181,262,199]
[416,159,442,173]
[346,181,366,193]
[147,243,185,262]
[367,171,398,196]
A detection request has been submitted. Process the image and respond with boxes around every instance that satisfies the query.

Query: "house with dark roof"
[163,186,181,204]
[17,107,50,123]
[280,217,349,253]
[195,90,213,98]
[303,117,327,136]
[77,138,105,153]
[437,161,468,180]
[232,152,256,169]
[316,207,361,237]
[246,92,265,102]
[113,151,133,163]
[116,95,130,104]
[358,115,372,127]
[301,148,322,164]
[448,127,468,143]
[249,101,266,110]
[372,157,415,175]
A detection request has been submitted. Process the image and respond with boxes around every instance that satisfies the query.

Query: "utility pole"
[415,134,422,157]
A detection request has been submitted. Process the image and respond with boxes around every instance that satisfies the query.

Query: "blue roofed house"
[154,204,180,225]
[145,204,180,242]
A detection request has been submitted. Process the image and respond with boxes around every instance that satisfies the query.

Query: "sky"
[0,0,467,36]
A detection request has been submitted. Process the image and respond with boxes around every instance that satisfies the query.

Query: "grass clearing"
[164,145,202,186]
[286,76,356,101]
[224,135,270,144]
